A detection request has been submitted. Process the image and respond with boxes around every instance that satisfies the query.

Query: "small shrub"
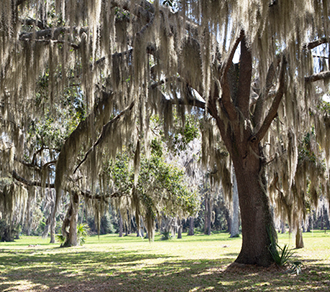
[77,223,89,245]
[161,231,172,240]
[268,227,295,267]
[269,243,295,266]
[56,223,89,246]
[55,234,66,245]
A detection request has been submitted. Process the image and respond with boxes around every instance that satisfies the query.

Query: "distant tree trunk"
[295,224,304,248]
[230,172,240,237]
[118,212,123,237]
[204,194,212,235]
[25,198,31,236]
[320,208,324,230]
[325,208,330,230]
[224,207,231,233]
[307,215,312,232]
[188,216,194,236]
[281,220,286,234]
[50,217,56,243]
[125,211,131,235]
[177,217,182,239]
[49,195,56,243]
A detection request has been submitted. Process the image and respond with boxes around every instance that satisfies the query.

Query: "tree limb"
[19,27,89,41]
[305,71,330,83]
[254,56,287,143]
[15,0,28,6]
[237,35,252,117]
[21,18,49,30]
[73,100,135,174]
[12,170,55,188]
[220,30,244,121]
[12,171,120,202]
[305,37,329,50]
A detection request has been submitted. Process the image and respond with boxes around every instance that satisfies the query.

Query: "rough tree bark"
[67,192,79,246]
[61,191,79,247]
[232,153,276,266]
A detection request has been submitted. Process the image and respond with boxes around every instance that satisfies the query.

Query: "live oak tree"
[1,0,330,266]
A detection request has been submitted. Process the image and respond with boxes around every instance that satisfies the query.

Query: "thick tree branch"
[12,170,120,202]
[73,100,135,174]
[14,157,41,171]
[254,56,287,143]
[19,27,88,42]
[151,81,210,116]
[21,18,48,30]
[12,170,55,188]
[305,37,328,50]
[15,0,28,6]
[237,36,252,117]
[220,30,244,121]
[305,71,330,83]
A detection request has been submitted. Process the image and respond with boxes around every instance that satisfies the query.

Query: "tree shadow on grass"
[1,247,329,292]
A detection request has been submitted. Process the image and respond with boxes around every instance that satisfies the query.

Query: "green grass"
[0,231,329,291]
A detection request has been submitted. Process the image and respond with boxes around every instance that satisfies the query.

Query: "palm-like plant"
[77,223,89,245]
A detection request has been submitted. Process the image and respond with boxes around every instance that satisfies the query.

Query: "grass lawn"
[0,230,329,291]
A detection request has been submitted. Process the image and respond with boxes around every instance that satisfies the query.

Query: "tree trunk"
[67,192,79,246]
[230,171,240,237]
[295,224,304,249]
[118,212,123,237]
[61,191,79,247]
[188,216,194,236]
[204,194,212,235]
[177,217,182,239]
[233,155,276,267]
[325,208,330,230]
[281,220,286,234]
[307,215,312,232]
[25,198,32,236]
[49,197,56,243]
[50,217,56,243]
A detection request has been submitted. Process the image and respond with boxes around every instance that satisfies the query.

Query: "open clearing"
[0,231,329,291]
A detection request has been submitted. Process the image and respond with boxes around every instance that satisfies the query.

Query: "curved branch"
[73,100,135,174]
